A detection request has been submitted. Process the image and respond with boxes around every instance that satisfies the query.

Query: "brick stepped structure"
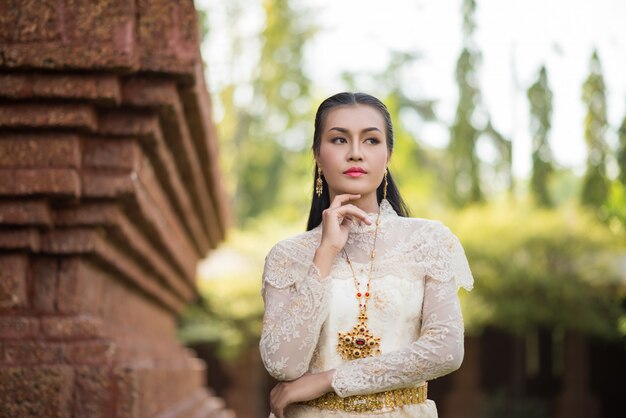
[0,1,232,417]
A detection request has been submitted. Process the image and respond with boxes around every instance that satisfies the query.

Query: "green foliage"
[617,113,626,185]
[581,50,610,209]
[527,66,554,207]
[448,0,512,206]
[449,47,483,205]
[450,199,625,338]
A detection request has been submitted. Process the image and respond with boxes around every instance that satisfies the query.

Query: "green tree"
[448,0,511,206]
[199,0,316,225]
[527,65,555,207]
[618,111,626,185]
[581,50,610,209]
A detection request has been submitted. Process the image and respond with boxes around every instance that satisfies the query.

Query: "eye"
[331,137,347,144]
[365,137,381,144]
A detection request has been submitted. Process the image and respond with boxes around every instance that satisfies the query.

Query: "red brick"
[0,168,81,197]
[63,340,116,365]
[41,315,105,339]
[81,171,134,198]
[0,0,61,43]
[0,0,136,71]
[0,227,41,251]
[0,316,40,339]
[0,365,73,418]
[53,201,120,226]
[98,110,161,143]
[31,257,59,313]
[0,74,121,105]
[137,0,197,75]
[113,366,140,418]
[0,134,81,168]
[122,77,178,107]
[0,254,28,310]
[0,104,97,131]
[73,366,112,418]
[0,199,52,226]
[41,228,99,254]
[82,138,139,170]
[2,341,64,365]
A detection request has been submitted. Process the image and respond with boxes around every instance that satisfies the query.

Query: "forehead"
[323,104,386,132]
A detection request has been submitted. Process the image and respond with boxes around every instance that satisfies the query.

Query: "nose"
[348,140,363,161]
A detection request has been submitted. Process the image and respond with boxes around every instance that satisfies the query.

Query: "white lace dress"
[260,199,474,417]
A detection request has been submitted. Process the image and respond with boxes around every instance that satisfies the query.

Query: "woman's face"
[316,104,390,199]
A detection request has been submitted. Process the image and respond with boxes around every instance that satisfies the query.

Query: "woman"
[260,92,473,417]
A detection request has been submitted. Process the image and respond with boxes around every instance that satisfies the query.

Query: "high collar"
[348,198,397,233]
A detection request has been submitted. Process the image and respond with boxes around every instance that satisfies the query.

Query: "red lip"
[343,167,367,174]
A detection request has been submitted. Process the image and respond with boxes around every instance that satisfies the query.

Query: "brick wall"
[0,1,233,417]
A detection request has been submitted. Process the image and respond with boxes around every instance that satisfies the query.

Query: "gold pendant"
[337,310,382,360]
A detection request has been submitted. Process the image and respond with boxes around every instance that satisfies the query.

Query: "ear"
[386,150,392,164]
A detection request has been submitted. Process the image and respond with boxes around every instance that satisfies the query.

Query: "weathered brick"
[82,137,139,170]
[2,341,64,365]
[0,0,136,71]
[56,257,83,314]
[0,168,81,197]
[73,366,111,418]
[53,201,119,226]
[98,110,161,143]
[81,171,134,198]
[113,365,139,418]
[0,0,61,43]
[0,365,73,418]
[0,74,121,105]
[41,315,105,339]
[31,257,59,313]
[137,0,197,75]
[0,227,40,251]
[0,199,52,226]
[0,254,28,310]
[63,340,116,365]
[40,228,99,254]
[0,104,97,131]
[0,134,81,168]
[0,316,39,339]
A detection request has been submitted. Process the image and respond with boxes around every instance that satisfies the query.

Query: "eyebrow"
[327,127,382,134]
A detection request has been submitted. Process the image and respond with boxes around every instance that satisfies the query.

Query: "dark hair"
[306,92,411,231]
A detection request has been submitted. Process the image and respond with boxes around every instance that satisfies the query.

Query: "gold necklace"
[336,208,382,361]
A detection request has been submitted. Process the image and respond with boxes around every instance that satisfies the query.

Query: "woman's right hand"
[318,194,372,255]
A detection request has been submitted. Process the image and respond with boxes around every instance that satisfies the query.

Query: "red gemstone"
[357,292,362,297]
[356,338,365,346]
[365,292,370,297]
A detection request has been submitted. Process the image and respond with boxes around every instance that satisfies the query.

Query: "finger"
[328,194,361,209]
[334,204,372,224]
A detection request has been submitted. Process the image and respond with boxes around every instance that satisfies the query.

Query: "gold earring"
[383,169,388,200]
[316,166,323,197]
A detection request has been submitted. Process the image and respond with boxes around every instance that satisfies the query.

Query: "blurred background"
[177,0,626,417]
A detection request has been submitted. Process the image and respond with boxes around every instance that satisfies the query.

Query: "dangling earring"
[383,169,388,200]
[316,166,323,197]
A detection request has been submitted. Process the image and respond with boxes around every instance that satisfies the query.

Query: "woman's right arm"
[259,242,337,381]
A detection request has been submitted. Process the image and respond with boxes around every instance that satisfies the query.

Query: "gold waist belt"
[301,383,428,412]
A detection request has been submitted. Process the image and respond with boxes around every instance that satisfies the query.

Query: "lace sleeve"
[259,239,332,381]
[330,223,473,397]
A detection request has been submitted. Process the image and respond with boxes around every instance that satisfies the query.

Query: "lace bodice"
[260,199,473,414]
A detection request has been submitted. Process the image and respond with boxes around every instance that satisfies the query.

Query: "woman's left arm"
[331,223,473,397]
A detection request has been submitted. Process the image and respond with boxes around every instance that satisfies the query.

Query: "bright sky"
[198,0,626,178]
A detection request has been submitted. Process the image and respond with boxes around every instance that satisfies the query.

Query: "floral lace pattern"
[260,199,474,416]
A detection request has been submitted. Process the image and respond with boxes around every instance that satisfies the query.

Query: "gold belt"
[301,383,428,412]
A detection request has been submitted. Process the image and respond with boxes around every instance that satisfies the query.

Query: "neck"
[330,191,380,214]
